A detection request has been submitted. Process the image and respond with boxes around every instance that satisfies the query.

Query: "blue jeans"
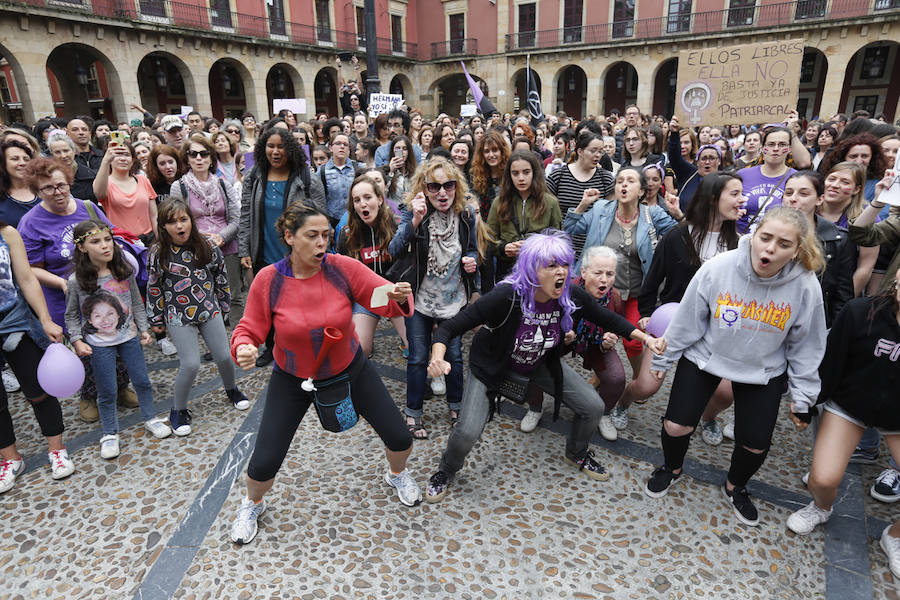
[859,427,900,469]
[91,337,156,436]
[405,310,462,418]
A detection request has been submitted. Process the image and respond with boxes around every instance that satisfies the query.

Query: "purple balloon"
[646,302,680,337]
[37,343,85,398]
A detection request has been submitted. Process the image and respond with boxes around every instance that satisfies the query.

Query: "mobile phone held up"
[109,130,128,145]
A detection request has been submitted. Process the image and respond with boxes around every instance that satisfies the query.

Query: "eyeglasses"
[187,150,211,158]
[38,182,70,196]
[425,181,457,194]
[225,129,240,135]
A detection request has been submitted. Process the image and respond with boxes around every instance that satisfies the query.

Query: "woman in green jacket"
[487,150,562,281]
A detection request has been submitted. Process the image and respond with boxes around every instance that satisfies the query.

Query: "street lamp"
[155,60,168,89]
[73,51,89,88]
[274,69,287,95]
[616,70,625,91]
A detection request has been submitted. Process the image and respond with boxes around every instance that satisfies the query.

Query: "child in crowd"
[146,199,249,437]
[65,220,172,459]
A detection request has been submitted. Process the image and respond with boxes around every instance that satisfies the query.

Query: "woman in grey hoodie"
[642,206,827,527]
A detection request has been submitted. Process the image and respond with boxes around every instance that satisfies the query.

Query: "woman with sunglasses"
[735,127,796,233]
[169,134,244,322]
[388,157,478,440]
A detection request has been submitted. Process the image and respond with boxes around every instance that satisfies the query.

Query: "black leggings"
[247,350,412,481]
[0,335,64,448]
[665,357,786,450]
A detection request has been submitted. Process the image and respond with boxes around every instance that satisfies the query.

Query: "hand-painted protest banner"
[368,93,403,117]
[675,39,803,126]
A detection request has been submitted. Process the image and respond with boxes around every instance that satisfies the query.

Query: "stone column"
[818,54,851,120]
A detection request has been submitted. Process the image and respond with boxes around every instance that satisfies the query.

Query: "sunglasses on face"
[226,129,240,135]
[188,150,211,158]
[425,180,457,194]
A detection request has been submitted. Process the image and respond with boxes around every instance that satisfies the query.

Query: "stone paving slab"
[0,325,896,599]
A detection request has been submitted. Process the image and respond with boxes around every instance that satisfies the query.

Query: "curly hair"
[820,132,888,180]
[24,157,73,195]
[343,175,396,264]
[470,129,510,196]
[275,202,330,247]
[253,127,308,176]
[405,156,470,216]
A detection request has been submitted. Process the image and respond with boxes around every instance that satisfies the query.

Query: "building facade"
[0,0,898,125]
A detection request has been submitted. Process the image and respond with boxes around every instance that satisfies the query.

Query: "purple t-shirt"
[507,299,563,374]
[737,166,796,233]
[18,200,114,329]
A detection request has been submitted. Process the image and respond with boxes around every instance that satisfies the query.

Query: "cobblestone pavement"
[1,325,896,599]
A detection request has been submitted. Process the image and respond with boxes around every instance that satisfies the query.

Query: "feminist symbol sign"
[680,82,711,126]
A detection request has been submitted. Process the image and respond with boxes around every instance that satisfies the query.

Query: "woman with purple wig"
[423,229,666,502]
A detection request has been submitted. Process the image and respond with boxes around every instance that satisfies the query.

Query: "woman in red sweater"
[229,202,421,545]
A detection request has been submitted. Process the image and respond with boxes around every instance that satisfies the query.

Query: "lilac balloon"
[37,343,85,398]
[646,302,680,338]
[120,246,139,276]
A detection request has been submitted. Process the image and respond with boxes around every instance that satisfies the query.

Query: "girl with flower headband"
[423,230,666,502]
[65,220,172,459]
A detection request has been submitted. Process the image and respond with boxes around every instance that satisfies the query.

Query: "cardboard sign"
[368,93,403,117]
[460,104,477,117]
[675,40,803,127]
[273,98,306,115]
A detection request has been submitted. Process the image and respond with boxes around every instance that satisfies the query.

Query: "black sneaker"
[255,347,274,367]
[849,446,879,464]
[425,470,451,503]
[722,484,759,526]
[226,388,250,411]
[565,449,610,481]
[645,466,682,498]
[202,351,213,362]
[169,408,193,437]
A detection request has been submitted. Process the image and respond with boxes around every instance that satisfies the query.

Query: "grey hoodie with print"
[651,235,826,413]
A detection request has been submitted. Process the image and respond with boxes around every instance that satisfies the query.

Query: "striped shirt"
[546,164,615,256]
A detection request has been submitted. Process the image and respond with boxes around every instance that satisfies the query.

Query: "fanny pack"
[309,373,359,433]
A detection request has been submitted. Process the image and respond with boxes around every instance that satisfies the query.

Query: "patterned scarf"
[182,171,223,219]
[426,209,460,279]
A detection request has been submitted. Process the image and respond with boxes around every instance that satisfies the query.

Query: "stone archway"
[314,67,338,117]
[602,61,637,116]
[511,68,541,115]
[554,65,586,120]
[137,52,194,115]
[839,41,900,120]
[0,47,27,124]
[266,63,303,116]
[46,42,123,120]
[651,58,678,118]
[798,48,828,120]
[210,58,254,121]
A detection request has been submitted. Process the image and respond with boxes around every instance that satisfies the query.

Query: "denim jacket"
[563,200,677,274]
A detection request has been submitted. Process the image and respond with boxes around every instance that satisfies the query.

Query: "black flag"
[526,55,544,126]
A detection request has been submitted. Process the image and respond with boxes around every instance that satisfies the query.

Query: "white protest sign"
[368,93,403,117]
[460,104,477,117]
[273,98,307,115]
[180,105,194,117]
[878,153,900,207]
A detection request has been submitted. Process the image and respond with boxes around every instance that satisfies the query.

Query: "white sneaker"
[520,409,542,433]
[723,418,735,441]
[384,469,423,506]
[786,500,832,535]
[599,415,618,441]
[144,417,172,439]
[802,471,810,485]
[0,458,24,493]
[609,406,628,430]
[48,448,74,479]
[2,368,20,393]
[100,434,120,459]
[430,375,446,396]
[700,420,723,446]
[881,526,900,579]
[157,338,177,356]
[231,497,266,544]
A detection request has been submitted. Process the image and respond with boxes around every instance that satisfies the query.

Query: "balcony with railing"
[431,38,477,60]
[506,0,899,52]
[2,0,418,59]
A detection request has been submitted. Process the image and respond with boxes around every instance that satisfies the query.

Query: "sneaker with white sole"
[871,469,900,503]
[0,458,24,493]
[786,500,832,535]
[722,484,759,526]
[599,415,618,441]
[2,368,20,393]
[144,417,172,439]
[157,338,177,356]
[700,420,723,446]
[802,471,810,485]
[609,405,628,430]
[520,409,542,433]
[384,469,422,506]
[100,435,120,459]
[226,388,250,410]
[230,497,266,544]
[645,466,682,498]
[882,526,900,579]
[723,418,735,441]
[425,470,452,503]
[169,408,192,436]
[48,448,74,480]
[430,375,446,396]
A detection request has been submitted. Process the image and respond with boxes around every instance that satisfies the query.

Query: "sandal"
[399,341,409,360]
[449,410,459,428]
[407,417,428,439]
